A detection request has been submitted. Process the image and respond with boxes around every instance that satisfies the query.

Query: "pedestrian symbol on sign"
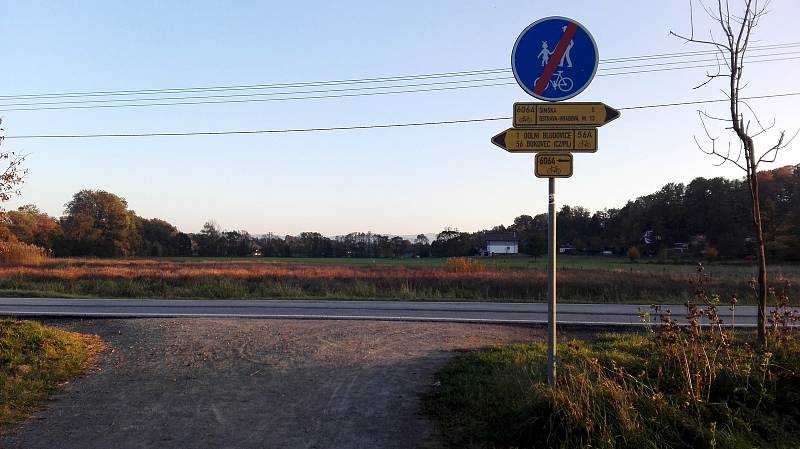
[538,41,551,66]
[558,26,574,67]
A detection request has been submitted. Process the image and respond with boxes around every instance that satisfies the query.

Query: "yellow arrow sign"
[535,153,573,178]
[513,102,620,127]
[491,128,598,153]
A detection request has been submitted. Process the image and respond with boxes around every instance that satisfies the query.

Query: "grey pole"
[547,177,557,386]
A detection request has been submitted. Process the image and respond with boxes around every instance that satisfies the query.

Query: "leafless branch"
[694,110,748,171]
[756,128,799,168]
[733,137,744,165]
[708,29,733,71]
[694,53,727,89]
[698,112,721,139]
[695,134,747,171]
[698,110,728,122]
[670,30,732,51]
[756,131,785,166]
[670,0,732,51]
[740,99,772,135]
[750,119,775,138]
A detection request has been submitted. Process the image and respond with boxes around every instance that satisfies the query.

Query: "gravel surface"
[0,318,563,449]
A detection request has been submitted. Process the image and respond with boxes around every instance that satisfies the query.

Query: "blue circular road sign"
[512,17,599,102]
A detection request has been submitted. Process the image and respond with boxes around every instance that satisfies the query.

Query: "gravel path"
[1,318,556,449]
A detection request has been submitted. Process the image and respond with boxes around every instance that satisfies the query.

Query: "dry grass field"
[0,257,797,304]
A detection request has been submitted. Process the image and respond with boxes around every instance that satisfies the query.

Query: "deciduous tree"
[672,0,799,344]
[61,190,137,257]
[0,119,27,243]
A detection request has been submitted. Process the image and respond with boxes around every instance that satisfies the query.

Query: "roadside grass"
[424,332,800,449]
[0,320,104,427]
[0,289,91,299]
[0,257,796,303]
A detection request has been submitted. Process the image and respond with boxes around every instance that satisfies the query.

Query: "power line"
[2,55,799,113]
[598,49,800,71]
[597,42,799,63]
[1,42,797,102]
[0,75,515,108]
[5,91,798,140]
[4,50,799,110]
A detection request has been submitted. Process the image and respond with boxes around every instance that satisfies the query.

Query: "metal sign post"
[493,16,618,387]
[547,177,557,386]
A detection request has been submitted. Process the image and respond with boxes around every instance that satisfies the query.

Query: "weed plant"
[0,242,47,266]
[425,266,800,448]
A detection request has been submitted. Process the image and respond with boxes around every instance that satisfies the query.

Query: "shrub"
[443,257,481,273]
[0,241,48,265]
[626,246,640,262]
[706,246,719,262]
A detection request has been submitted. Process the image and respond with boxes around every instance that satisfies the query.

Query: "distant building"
[484,232,518,255]
[559,244,574,254]
[672,243,689,253]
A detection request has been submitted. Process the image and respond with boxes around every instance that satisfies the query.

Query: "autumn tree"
[0,119,27,243]
[6,205,61,249]
[60,190,137,257]
[136,217,179,256]
[672,0,798,344]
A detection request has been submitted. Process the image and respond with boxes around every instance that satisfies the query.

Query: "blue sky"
[1,0,799,236]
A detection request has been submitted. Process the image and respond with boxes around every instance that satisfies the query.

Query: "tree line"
[1,164,798,260]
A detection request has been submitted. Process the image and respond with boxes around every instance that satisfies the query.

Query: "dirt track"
[1,318,558,449]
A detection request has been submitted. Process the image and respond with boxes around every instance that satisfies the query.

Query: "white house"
[484,232,519,255]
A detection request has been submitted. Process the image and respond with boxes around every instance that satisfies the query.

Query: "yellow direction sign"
[491,128,597,153]
[513,102,620,127]
[535,153,573,178]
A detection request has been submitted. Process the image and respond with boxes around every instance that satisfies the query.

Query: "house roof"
[485,232,517,242]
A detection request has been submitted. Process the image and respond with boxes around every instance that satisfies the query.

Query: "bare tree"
[671,0,798,345]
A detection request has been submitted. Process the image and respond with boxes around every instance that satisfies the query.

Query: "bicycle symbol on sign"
[534,71,574,93]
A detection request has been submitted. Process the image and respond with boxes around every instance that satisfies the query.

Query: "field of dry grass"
[0,257,797,303]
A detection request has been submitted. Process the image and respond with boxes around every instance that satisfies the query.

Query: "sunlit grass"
[425,331,800,448]
[0,320,104,427]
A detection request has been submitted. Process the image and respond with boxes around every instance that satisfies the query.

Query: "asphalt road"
[0,298,760,326]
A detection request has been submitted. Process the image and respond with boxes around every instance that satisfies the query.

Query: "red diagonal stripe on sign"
[533,21,578,96]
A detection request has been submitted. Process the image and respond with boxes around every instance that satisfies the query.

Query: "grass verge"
[424,331,800,449]
[0,320,104,427]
